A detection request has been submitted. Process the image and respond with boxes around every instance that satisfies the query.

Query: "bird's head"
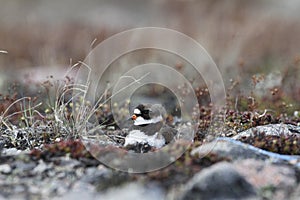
[131,104,166,126]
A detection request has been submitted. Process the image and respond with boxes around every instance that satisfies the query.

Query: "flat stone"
[191,137,300,165]
[192,138,269,160]
[232,124,300,140]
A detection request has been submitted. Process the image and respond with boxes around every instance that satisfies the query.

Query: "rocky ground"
[0,123,299,200]
[1,1,300,199]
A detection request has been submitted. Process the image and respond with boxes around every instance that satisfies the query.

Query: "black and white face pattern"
[131,104,163,126]
[134,104,150,120]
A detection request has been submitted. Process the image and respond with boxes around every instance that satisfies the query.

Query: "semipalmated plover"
[124,104,177,152]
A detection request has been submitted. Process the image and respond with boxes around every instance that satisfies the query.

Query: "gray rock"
[53,156,82,168]
[233,159,297,200]
[192,137,300,165]
[192,138,269,160]
[290,184,300,200]
[1,148,22,156]
[33,160,51,174]
[53,184,96,200]
[0,164,11,174]
[80,165,112,185]
[100,182,165,200]
[55,181,165,200]
[232,124,300,140]
[80,165,130,191]
[180,162,258,200]
[12,160,37,175]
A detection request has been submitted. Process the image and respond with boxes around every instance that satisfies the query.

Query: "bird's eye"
[142,109,151,120]
[142,109,150,115]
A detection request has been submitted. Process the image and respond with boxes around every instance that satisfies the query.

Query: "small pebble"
[0,164,12,174]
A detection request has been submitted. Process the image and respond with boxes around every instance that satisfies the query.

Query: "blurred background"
[0,0,299,101]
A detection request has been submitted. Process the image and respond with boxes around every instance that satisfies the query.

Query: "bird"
[124,103,177,152]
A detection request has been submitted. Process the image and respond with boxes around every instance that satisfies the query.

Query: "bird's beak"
[131,114,137,120]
